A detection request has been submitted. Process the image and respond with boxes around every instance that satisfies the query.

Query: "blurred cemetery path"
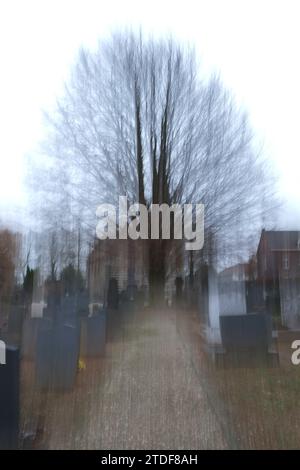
[20,307,228,450]
[20,305,300,450]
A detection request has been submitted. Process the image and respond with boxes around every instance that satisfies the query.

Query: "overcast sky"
[0,0,299,228]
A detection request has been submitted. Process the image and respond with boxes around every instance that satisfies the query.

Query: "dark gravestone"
[107,278,119,309]
[44,299,75,324]
[45,281,61,307]
[77,292,89,317]
[59,293,88,320]
[35,323,53,390]
[61,295,77,319]
[80,312,106,357]
[8,306,26,346]
[21,317,52,360]
[43,303,64,324]
[0,345,19,449]
[119,290,128,304]
[36,322,80,390]
[175,276,183,301]
[43,304,54,319]
[119,295,131,316]
[220,314,269,353]
[45,282,62,322]
[21,317,37,359]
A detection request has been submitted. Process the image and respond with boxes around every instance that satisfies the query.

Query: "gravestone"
[0,345,19,449]
[107,278,119,309]
[36,322,80,390]
[61,295,77,318]
[43,302,63,323]
[30,301,46,318]
[8,306,26,345]
[175,276,183,304]
[21,317,52,360]
[218,313,277,367]
[77,292,89,317]
[220,313,270,352]
[80,311,106,357]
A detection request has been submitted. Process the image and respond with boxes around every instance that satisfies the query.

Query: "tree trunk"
[148,239,167,305]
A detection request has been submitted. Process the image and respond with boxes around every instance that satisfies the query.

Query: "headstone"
[175,276,183,303]
[21,317,52,360]
[30,301,46,318]
[107,278,119,309]
[8,306,26,345]
[61,295,77,318]
[220,313,270,353]
[119,290,128,304]
[0,345,19,449]
[77,292,89,317]
[36,322,80,390]
[80,311,106,357]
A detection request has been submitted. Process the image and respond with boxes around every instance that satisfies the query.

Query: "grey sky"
[0,0,299,227]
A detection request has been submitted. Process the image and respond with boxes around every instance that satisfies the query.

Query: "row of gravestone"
[24,308,107,384]
[0,281,146,449]
[0,305,107,449]
[201,268,279,367]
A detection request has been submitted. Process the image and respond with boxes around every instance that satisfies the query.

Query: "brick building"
[257,229,300,328]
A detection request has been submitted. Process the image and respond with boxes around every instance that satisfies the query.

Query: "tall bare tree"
[34,32,275,299]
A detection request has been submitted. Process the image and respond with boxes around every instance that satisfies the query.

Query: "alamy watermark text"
[96,196,204,251]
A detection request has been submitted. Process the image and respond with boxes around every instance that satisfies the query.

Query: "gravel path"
[22,308,228,449]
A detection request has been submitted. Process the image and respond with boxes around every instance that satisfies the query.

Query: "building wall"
[279,278,300,329]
